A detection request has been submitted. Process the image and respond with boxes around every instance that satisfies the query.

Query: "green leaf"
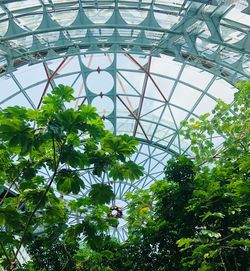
[78,104,98,120]
[22,188,48,207]
[176,238,194,251]
[0,212,5,225]
[56,169,85,194]
[0,206,23,229]
[67,133,80,146]
[164,155,195,183]
[0,106,28,121]
[200,230,221,239]
[41,85,75,114]
[89,183,115,205]
[26,109,40,121]
[228,239,250,248]
[201,212,225,222]
[60,145,89,168]
[56,109,78,131]
[109,161,144,181]
[51,84,74,102]
[101,250,114,260]
[101,133,139,158]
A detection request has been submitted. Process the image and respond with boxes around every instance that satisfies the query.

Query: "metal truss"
[0,0,249,241]
[0,1,248,83]
[0,52,233,154]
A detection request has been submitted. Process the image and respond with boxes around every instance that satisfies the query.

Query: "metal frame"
[0,0,249,242]
[0,1,248,82]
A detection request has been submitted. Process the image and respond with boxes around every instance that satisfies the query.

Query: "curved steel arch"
[0,1,248,83]
[0,0,249,241]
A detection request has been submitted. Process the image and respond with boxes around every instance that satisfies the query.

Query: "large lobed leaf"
[88,183,115,205]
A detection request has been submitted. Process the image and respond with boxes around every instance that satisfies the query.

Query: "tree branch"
[0,172,22,206]
[60,243,71,271]
[0,241,12,266]
[219,249,227,271]
[71,167,94,172]
[10,133,60,270]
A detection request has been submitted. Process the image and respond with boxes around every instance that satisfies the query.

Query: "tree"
[0,85,143,270]
[1,80,249,271]
[114,81,250,271]
[116,155,197,271]
[178,81,250,270]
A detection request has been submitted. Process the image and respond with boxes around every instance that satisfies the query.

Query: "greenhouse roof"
[0,0,249,241]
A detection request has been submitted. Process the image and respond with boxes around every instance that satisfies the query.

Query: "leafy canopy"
[103,81,249,271]
[1,81,249,271]
[0,84,143,270]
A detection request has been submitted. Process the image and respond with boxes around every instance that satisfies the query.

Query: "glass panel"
[170,83,201,111]
[118,28,140,38]
[140,120,157,138]
[219,48,241,64]
[120,9,148,25]
[86,71,114,94]
[224,3,248,21]
[18,14,43,31]
[145,30,163,40]
[208,79,236,103]
[117,95,140,115]
[154,13,180,29]
[0,56,7,70]
[91,28,114,37]
[193,95,217,115]
[38,31,59,43]
[227,0,248,11]
[153,129,175,145]
[151,55,182,79]
[25,82,46,106]
[180,66,214,89]
[196,38,219,55]
[144,79,168,102]
[81,53,113,69]
[68,29,87,39]
[116,118,135,136]
[0,77,19,101]
[52,0,75,3]
[14,63,47,88]
[85,9,113,24]
[104,119,114,133]
[243,56,250,75]
[71,76,86,98]
[1,92,31,109]
[6,0,40,11]
[92,96,114,116]
[47,56,80,74]
[54,74,80,90]
[0,21,8,37]
[117,71,144,94]
[155,0,185,7]
[52,10,78,27]
[168,105,188,126]
[220,25,246,44]
[11,36,33,49]
[151,75,175,97]
[117,54,148,69]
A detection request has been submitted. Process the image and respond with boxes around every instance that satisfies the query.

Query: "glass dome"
[0,0,249,241]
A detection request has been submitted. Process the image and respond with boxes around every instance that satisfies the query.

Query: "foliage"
[177,80,250,270]
[0,85,143,270]
[24,227,77,271]
[111,81,250,271]
[119,156,197,271]
[0,80,249,271]
[89,184,115,205]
